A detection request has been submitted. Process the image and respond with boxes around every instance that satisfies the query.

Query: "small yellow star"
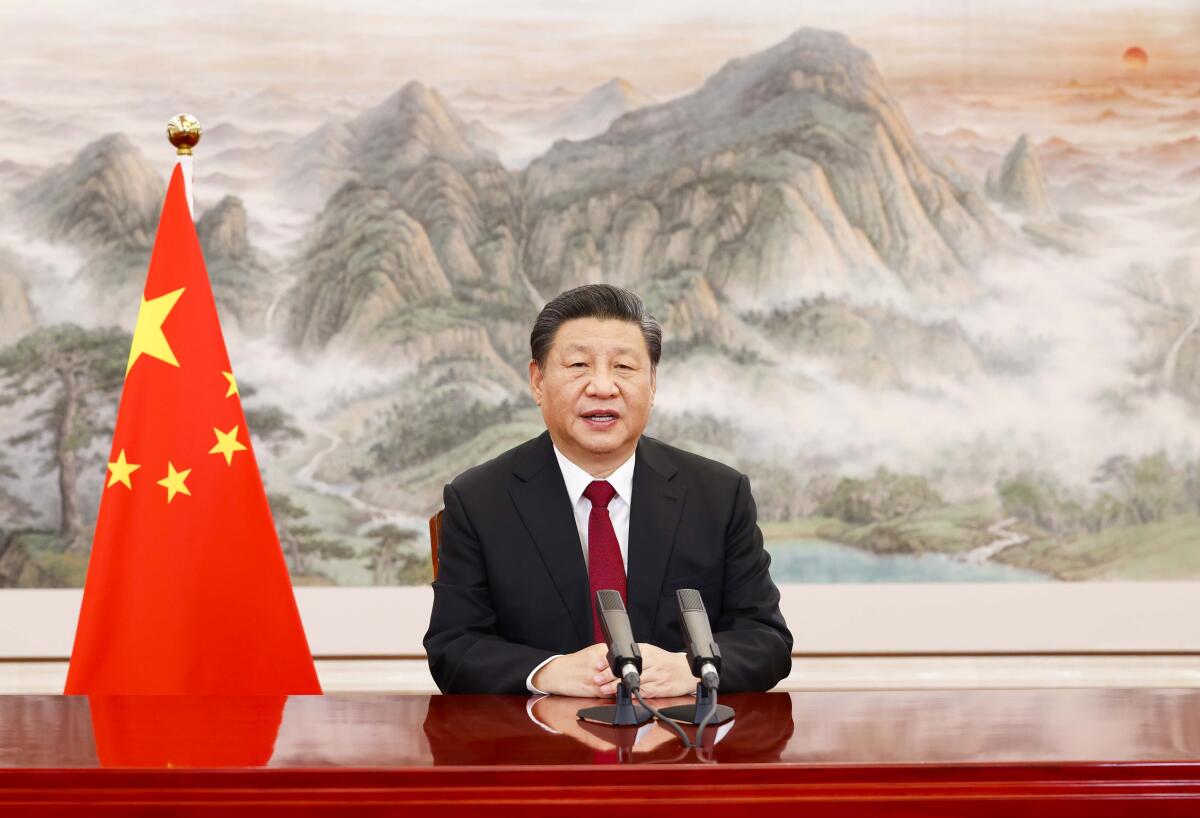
[208,425,248,466]
[222,370,238,398]
[106,449,140,490]
[156,462,192,503]
[126,287,186,376]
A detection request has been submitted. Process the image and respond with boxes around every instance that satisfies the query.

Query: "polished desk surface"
[2,689,1200,815]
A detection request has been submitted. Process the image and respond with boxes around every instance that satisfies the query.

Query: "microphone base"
[577,681,652,727]
[658,703,735,725]
[658,682,735,726]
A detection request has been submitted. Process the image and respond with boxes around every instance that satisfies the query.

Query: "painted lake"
[766,538,1050,583]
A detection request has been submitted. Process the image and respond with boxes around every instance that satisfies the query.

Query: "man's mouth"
[581,410,619,427]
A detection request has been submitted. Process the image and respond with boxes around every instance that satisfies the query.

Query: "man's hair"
[530,284,662,368]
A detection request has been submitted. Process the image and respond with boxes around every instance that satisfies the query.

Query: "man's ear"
[649,366,656,406]
[529,359,544,406]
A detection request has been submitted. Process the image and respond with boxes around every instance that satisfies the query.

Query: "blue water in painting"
[766,538,1050,583]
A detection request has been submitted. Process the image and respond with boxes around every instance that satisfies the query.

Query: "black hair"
[530,284,662,368]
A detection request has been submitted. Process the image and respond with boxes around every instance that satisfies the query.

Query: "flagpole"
[166,113,202,218]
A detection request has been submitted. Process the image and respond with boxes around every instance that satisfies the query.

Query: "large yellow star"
[106,449,140,490]
[222,370,239,398]
[126,287,186,376]
[156,462,192,503]
[208,425,248,466]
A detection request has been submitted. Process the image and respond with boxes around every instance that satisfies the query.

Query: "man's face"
[529,317,656,475]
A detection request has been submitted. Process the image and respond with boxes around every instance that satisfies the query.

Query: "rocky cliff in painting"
[197,195,279,334]
[987,134,1055,218]
[284,181,453,353]
[280,81,526,305]
[18,133,162,252]
[278,81,535,371]
[0,255,34,345]
[12,134,164,317]
[523,30,1007,310]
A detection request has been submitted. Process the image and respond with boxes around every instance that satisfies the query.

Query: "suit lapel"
[626,438,685,641]
[508,432,591,647]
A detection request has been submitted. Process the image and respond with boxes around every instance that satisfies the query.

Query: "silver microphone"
[676,588,721,690]
[595,589,642,689]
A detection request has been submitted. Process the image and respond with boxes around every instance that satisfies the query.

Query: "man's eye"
[568,362,587,368]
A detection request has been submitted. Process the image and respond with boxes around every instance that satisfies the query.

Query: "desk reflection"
[88,695,285,768]
[0,690,1197,772]
[422,692,795,765]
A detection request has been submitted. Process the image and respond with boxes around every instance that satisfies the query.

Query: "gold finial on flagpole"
[166,114,202,155]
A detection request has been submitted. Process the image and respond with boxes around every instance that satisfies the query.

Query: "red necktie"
[584,480,625,644]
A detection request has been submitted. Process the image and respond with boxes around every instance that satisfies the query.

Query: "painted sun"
[1122,45,1149,69]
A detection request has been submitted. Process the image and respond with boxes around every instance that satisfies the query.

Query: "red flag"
[65,165,321,694]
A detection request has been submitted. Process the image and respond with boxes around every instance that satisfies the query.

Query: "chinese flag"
[65,165,321,694]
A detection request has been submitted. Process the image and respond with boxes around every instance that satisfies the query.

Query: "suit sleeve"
[423,482,556,694]
[712,473,793,692]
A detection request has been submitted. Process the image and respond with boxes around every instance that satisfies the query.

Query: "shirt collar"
[552,442,636,506]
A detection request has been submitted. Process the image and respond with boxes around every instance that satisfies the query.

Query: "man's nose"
[585,365,619,396]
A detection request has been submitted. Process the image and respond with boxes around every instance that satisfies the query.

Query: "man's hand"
[598,643,695,699]
[532,643,615,697]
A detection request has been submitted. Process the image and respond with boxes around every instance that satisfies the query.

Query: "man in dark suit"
[424,284,792,696]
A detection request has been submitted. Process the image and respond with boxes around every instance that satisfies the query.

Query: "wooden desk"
[1,689,1199,815]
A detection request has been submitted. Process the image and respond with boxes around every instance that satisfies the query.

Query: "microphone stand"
[658,682,734,726]
[577,679,652,726]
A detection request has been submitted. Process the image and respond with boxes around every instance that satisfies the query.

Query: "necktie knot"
[584,480,617,510]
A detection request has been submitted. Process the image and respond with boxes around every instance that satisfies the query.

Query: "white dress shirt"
[525,444,636,693]
[553,444,635,570]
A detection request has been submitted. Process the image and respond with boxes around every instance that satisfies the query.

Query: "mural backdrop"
[0,1,1197,588]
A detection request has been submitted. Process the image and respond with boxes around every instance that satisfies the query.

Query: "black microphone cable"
[693,686,720,759]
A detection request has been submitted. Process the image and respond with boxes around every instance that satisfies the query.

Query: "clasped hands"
[531,642,696,698]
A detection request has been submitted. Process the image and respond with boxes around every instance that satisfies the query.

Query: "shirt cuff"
[526,654,561,694]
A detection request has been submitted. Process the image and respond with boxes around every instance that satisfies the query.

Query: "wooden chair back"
[428,509,443,580]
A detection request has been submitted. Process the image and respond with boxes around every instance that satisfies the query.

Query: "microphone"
[577,590,652,728]
[677,588,721,690]
[657,588,735,733]
[595,589,642,690]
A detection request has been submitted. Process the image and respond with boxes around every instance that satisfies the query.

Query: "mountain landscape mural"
[1,6,1199,587]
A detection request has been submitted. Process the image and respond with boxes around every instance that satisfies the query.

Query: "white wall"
[5,583,1198,659]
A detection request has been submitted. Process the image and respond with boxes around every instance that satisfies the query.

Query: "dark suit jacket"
[423,431,793,694]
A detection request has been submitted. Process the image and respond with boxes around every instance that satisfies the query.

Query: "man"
[424,284,792,696]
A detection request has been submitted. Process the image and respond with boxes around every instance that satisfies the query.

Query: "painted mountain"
[542,78,656,142]
[524,31,1008,306]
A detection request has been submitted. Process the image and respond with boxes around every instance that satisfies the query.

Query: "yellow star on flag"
[106,449,140,490]
[126,287,186,376]
[222,370,239,398]
[156,462,192,503]
[209,425,248,466]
